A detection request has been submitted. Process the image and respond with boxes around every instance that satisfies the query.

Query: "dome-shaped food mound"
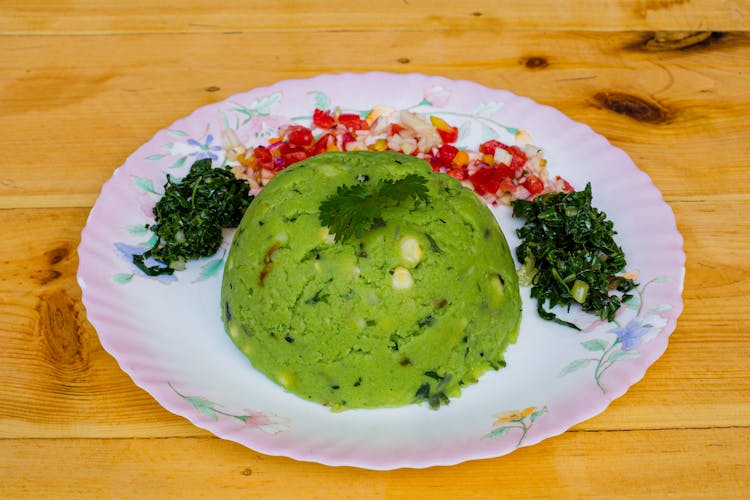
[221,151,521,410]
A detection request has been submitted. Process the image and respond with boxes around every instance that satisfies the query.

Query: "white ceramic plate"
[78,72,685,469]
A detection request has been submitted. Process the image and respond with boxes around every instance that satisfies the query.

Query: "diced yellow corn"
[276,371,295,389]
[488,275,505,307]
[392,267,414,290]
[399,236,423,267]
[228,323,240,340]
[274,231,288,244]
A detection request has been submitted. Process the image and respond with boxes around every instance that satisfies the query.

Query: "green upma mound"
[221,151,521,410]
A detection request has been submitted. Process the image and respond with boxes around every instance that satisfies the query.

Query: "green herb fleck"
[305,289,329,305]
[414,372,453,410]
[417,315,435,328]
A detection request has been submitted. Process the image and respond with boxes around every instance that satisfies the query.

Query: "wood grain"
[1,31,748,208]
[1,0,747,33]
[2,428,748,498]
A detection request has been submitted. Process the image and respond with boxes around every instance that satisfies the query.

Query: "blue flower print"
[187,134,222,161]
[613,318,651,351]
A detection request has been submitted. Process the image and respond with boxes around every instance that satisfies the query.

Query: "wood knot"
[205,86,221,92]
[397,57,411,64]
[44,245,71,265]
[36,291,89,370]
[593,91,670,123]
[643,31,715,51]
[32,269,62,285]
[521,56,549,69]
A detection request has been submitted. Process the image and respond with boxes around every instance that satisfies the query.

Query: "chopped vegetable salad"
[222,106,573,204]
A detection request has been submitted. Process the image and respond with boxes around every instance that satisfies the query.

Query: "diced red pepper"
[287,125,314,147]
[428,155,442,171]
[447,167,469,180]
[523,174,545,195]
[494,163,515,179]
[278,143,308,169]
[436,144,459,165]
[507,145,528,169]
[436,126,459,144]
[309,133,335,155]
[469,166,505,195]
[312,108,336,129]
[338,113,369,131]
[479,139,505,155]
[252,146,274,169]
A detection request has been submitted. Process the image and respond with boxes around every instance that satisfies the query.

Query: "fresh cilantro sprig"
[511,183,637,329]
[319,174,430,243]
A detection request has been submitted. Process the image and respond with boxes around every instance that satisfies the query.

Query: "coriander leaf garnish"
[319,174,429,243]
[511,183,637,329]
[133,158,252,276]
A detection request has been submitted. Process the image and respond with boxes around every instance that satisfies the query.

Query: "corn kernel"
[392,267,414,290]
[228,323,240,340]
[488,275,505,307]
[399,236,423,267]
[274,231,288,244]
[276,371,295,389]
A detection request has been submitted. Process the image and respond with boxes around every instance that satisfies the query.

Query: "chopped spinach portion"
[132,158,252,275]
[511,183,637,329]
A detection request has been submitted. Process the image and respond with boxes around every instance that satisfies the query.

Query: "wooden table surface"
[2,1,749,497]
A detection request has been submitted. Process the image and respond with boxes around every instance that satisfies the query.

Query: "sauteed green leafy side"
[512,183,637,329]
[133,159,252,276]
